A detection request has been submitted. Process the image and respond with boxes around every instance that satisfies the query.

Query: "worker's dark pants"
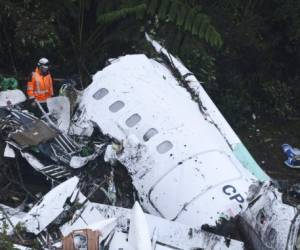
[39,102,49,113]
[26,99,49,118]
[34,101,49,118]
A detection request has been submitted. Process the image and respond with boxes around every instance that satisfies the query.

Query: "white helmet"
[37,58,50,74]
[37,57,49,67]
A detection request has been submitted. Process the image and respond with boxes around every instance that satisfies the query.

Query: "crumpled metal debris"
[100,170,117,205]
[0,177,244,249]
[4,143,15,158]
[47,96,71,133]
[0,91,106,176]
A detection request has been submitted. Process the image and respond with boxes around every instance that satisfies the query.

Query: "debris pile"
[0,176,244,249]
[1,37,300,249]
[0,65,245,250]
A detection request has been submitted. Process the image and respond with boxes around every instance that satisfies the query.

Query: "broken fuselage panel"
[0,94,103,182]
[75,40,300,249]
[59,195,244,249]
[0,177,244,249]
[239,182,300,250]
[76,54,257,226]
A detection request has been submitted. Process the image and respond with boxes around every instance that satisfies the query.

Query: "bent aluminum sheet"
[21,177,79,235]
[11,119,57,147]
[76,53,256,226]
[60,198,244,249]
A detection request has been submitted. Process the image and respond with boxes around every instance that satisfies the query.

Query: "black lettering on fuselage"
[222,185,245,203]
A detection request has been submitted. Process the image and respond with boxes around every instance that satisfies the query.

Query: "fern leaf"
[216,33,223,48]
[198,17,209,39]
[212,30,223,48]
[148,0,160,16]
[97,4,146,24]
[146,0,222,48]
[158,0,171,20]
[192,14,204,35]
[136,4,147,20]
[204,25,223,48]
[205,25,213,43]
[184,9,197,32]
[167,1,179,22]
[176,4,187,27]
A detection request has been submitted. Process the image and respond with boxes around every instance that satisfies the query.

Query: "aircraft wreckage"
[0,36,300,249]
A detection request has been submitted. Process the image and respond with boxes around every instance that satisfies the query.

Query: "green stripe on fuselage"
[233,143,270,181]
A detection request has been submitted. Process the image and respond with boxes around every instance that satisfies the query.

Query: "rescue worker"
[27,58,53,111]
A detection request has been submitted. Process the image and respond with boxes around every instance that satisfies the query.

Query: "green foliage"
[175,4,187,26]
[184,9,197,32]
[0,0,61,75]
[14,3,59,50]
[0,0,222,81]
[167,1,179,22]
[148,0,159,15]
[0,0,300,123]
[197,0,300,124]
[97,4,146,23]
[14,222,26,235]
[0,220,14,250]
[31,239,42,250]
[260,80,293,118]
[146,0,223,48]
[157,0,170,20]
[49,0,147,85]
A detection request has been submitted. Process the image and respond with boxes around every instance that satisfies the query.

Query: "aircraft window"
[109,101,125,112]
[126,114,141,127]
[143,128,158,141]
[92,88,108,100]
[157,141,173,154]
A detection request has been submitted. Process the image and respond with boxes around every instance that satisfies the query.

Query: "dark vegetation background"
[0,0,300,180]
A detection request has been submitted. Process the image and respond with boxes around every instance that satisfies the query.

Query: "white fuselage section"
[77,54,259,227]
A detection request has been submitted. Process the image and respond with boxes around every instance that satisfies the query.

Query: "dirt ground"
[236,118,300,186]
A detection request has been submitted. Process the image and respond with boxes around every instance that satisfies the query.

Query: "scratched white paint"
[77,52,256,227]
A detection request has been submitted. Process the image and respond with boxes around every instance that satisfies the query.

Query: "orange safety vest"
[27,68,53,102]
